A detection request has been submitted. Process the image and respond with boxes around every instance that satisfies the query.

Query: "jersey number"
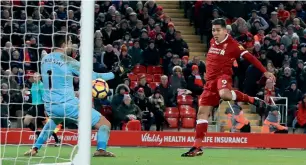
[47,70,52,89]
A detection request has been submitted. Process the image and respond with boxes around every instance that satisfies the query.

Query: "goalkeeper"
[24,33,117,157]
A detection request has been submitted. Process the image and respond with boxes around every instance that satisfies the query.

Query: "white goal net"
[0,1,94,165]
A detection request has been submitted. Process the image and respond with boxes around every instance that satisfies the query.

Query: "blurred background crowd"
[1,0,306,133]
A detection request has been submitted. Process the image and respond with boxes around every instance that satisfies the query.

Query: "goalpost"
[1,0,94,165]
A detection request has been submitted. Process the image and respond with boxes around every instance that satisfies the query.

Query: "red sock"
[193,121,208,148]
[233,90,254,104]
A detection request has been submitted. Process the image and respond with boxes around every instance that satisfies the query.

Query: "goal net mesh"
[1,1,84,164]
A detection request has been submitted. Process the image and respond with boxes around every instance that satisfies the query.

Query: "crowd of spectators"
[184,1,306,131]
[1,1,306,133]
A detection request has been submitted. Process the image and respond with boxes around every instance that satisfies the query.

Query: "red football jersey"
[205,34,248,81]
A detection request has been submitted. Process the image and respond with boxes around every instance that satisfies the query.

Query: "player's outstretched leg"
[92,115,115,157]
[24,119,57,156]
[219,89,268,108]
[181,106,213,157]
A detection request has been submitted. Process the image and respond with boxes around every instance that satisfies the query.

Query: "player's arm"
[68,56,115,81]
[235,44,275,81]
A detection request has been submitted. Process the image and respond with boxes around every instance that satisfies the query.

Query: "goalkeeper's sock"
[52,132,59,143]
[33,119,57,150]
[193,119,208,148]
[97,125,110,151]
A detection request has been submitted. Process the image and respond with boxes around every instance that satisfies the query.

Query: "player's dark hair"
[53,33,67,48]
[212,18,227,28]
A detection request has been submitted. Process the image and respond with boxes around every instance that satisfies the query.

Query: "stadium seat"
[166,118,179,128]
[146,74,154,83]
[164,107,179,118]
[132,65,146,74]
[153,74,162,82]
[147,66,163,74]
[179,105,196,118]
[177,95,193,105]
[130,81,138,89]
[124,120,142,131]
[148,82,159,90]
[181,118,196,128]
[128,73,137,81]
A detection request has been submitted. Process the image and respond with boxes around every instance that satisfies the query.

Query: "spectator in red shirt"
[277,3,290,24]
[293,94,306,133]
[148,24,165,40]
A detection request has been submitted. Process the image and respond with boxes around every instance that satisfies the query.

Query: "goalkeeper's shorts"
[44,98,102,127]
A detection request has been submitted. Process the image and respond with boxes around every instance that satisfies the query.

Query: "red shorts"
[199,74,232,106]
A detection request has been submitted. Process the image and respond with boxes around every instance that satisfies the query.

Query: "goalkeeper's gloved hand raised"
[111,63,124,76]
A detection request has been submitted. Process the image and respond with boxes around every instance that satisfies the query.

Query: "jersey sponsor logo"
[238,45,245,50]
[221,79,227,87]
[42,58,65,67]
[208,47,226,56]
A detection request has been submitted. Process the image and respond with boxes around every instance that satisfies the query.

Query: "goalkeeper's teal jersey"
[41,52,114,104]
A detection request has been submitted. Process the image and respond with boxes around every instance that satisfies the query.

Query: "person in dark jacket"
[276,67,296,94]
[283,81,303,126]
[101,44,119,71]
[119,45,132,76]
[113,94,142,130]
[128,39,143,66]
[187,65,205,96]
[155,75,176,107]
[134,75,152,97]
[169,31,189,58]
[102,21,118,45]
[142,40,160,66]
[139,29,150,50]
[110,84,130,120]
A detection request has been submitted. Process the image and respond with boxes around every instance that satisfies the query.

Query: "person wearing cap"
[119,44,132,73]
[142,39,160,66]
[267,28,281,44]
[269,11,283,31]
[247,9,269,31]
[102,21,117,45]
[111,84,130,115]
[225,103,250,133]
[149,24,165,40]
[134,74,152,97]
[133,87,151,130]
[131,20,144,39]
[139,29,149,50]
[261,105,288,133]
[128,39,143,66]
[153,6,164,23]
[129,12,138,28]
[285,9,306,29]
[167,54,183,75]
[187,65,204,96]
[281,25,298,48]
[290,50,299,67]
[283,80,303,125]
[165,22,176,42]
[148,88,166,131]
[114,93,142,129]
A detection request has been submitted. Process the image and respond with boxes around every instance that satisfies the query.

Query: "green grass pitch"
[1,146,306,165]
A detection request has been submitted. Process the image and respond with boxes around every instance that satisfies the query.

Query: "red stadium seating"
[177,95,193,105]
[147,66,163,74]
[148,82,159,90]
[130,81,138,89]
[159,58,163,65]
[132,65,146,74]
[153,74,162,82]
[98,105,112,122]
[164,107,179,118]
[166,118,179,128]
[179,105,196,118]
[128,73,138,81]
[181,118,195,128]
[146,74,154,83]
[124,120,142,131]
